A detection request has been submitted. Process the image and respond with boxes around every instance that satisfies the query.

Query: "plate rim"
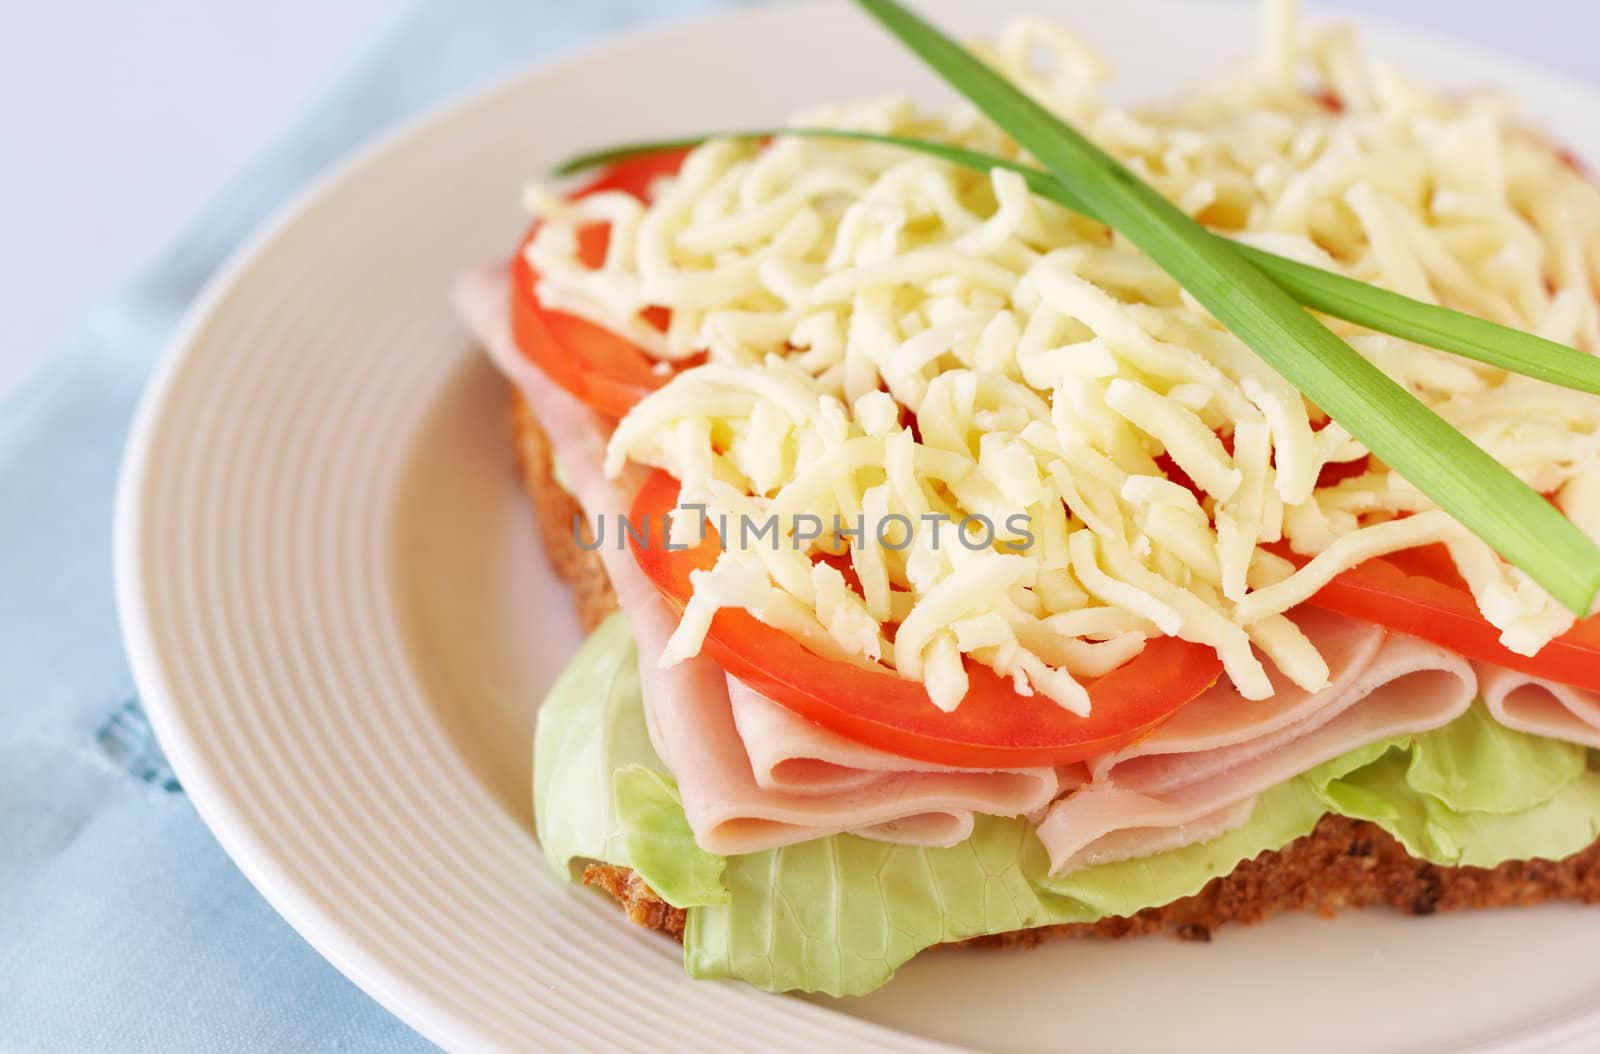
[112,2,1600,1051]
[111,5,952,1050]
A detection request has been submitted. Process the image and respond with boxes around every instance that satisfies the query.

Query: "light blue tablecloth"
[0,2,735,1049]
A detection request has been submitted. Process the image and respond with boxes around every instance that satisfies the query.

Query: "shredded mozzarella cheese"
[524,0,1600,711]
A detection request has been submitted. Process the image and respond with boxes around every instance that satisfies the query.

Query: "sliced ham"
[457,264,1058,852]
[721,675,1058,848]
[1036,627,1477,873]
[642,670,1057,853]
[1092,609,1385,793]
[456,264,684,748]
[727,677,1051,790]
[728,677,929,795]
[1047,795,1259,871]
[1478,663,1600,749]
[855,812,976,846]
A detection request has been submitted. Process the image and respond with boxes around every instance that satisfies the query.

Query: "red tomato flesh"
[627,470,1225,767]
[508,150,688,419]
[1307,544,1600,691]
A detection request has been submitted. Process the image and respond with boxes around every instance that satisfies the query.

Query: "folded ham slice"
[1039,795,1260,872]
[652,672,1058,852]
[1036,621,1477,873]
[728,676,1057,790]
[1478,662,1600,750]
[458,264,1058,852]
[1088,609,1386,791]
[721,675,1061,847]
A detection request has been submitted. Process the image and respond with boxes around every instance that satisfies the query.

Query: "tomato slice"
[1306,544,1600,691]
[508,150,689,419]
[574,148,691,198]
[627,471,1224,767]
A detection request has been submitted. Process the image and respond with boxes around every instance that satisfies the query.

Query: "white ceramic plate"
[114,1,1600,1050]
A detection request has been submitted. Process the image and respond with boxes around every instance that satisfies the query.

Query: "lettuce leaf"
[1306,703,1600,866]
[612,765,729,907]
[532,612,661,877]
[1405,701,1587,814]
[1316,746,1600,867]
[606,764,1093,994]
[681,816,1090,995]
[538,620,1600,996]
[636,778,1323,995]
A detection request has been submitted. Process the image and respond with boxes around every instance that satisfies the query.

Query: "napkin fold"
[0,1,734,1048]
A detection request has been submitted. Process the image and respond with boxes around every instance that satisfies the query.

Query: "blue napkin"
[0,1,736,1048]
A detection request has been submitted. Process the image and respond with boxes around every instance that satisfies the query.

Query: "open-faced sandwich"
[453,0,1600,996]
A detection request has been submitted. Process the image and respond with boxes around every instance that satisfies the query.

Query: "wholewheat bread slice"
[511,388,1600,950]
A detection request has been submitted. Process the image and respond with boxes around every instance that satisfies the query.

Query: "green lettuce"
[600,740,1325,995]
[612,765,728,907]
[1312,738,1600,868]
[1404,701,1587,814]
[684,816,1087,994]
[536,615,1600,996]
[669,778,1330,995]
[532,612,663,877]
[1304,702,1600,866]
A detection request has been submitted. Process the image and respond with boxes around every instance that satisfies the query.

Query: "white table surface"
[3,0,1596,405]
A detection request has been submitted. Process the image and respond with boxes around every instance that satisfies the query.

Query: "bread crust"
[512,390,618,635]
[512,387,1600,952]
